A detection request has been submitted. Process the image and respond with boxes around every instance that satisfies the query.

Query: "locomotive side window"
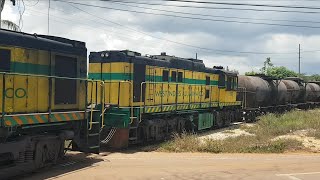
[171,71,177,82]
[54,55,77,105]
[206,76,210,85]
[0,49,11,72]
[162,70,169,82]
[218,73,225,87]
[178,72,183,82]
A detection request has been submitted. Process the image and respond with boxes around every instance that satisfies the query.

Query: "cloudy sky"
[2,0,320,75]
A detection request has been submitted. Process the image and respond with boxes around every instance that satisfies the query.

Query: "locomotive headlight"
[101,53,105,57]
[104,52,109,57]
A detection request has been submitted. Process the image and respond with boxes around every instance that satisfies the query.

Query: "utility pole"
[0,0,5,29]
[299,44,301,76]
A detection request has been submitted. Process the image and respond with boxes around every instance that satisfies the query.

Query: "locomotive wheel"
[215,112,223,128]
[224,111,231,127]
[34,137,63,169]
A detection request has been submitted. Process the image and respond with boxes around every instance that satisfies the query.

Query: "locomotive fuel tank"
[306,83,320,101]
[238,75,271,108]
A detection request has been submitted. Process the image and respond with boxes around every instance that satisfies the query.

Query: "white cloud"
[1,0,320,75]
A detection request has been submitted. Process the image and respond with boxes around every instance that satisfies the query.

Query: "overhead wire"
[89,0,320,14]
[110,1,320,24]
[144,0,320,10]
[59,1,320,30]
[24,0,39,7]
[51,0,305,56]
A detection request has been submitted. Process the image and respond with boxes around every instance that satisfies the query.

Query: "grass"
[157,109,320,153]
[244,110,320,138]
[158,133,303,153]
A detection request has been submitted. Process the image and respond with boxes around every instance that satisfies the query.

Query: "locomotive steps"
[154,109,320,153]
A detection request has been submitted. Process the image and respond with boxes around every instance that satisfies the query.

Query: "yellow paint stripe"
[72,113,78,120]
[63,114,70,121]
[54,114,63,122]
[27,117,34,124]
[13,117,23,125]
[5,121,12,126]
[35,115,45,123]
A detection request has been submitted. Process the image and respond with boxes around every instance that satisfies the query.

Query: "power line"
[148,0,320,10]
[26,9,145,40]
[93,0,320,14]
[60,1,320,29]
[111,1,320,24]
[53,1,303,56]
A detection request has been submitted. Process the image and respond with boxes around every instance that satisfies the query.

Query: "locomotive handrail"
[0,72,91,81]
[0,71,102,128]
[139,81,219,123]
[97,80,134,125]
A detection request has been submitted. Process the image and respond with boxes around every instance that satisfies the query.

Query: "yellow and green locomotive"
[0,29,241,178]
[0,30,100,178]
[88,51,241,148]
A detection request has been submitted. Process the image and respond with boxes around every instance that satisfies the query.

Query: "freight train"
[0,29,319,178]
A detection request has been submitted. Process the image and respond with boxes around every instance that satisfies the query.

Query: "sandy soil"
[198,123,254,141]
[274,130,320,152]
[21,152,320,180]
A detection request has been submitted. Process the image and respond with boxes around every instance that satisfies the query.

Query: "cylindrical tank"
[274,81,288,105]
[282,80,301,103]
[238,75,271,108]
[306,83,320,101]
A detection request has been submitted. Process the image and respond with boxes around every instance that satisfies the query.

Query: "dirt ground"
[20,152,320,180]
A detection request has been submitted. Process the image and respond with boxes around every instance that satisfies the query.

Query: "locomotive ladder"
[128,116,139,145]
[85,82,102,153]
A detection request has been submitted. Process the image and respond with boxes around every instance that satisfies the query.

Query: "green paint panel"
[198,113,214,130]
[89,73,133,81]
[104,107,130,128]
[11,61,50,75]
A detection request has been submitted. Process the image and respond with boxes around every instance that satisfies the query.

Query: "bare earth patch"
[274,130,320,152]
[198,128,254,141]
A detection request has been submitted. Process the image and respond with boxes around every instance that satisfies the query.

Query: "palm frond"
[1,20,21,32]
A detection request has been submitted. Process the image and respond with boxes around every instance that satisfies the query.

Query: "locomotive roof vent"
[213,66,224,69]
[161,52,166,56]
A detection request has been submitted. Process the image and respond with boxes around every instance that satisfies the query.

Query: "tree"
[266,66,298,79]
[1,20,20,31]
[260,57,273,75]
[0,0,19,31]
[245,71,257,76]
[245,58,298,79]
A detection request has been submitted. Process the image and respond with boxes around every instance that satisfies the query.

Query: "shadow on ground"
[16,152,104,180]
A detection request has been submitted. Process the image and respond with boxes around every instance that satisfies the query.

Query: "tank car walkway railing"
[139,82,219,122]
[0,72,91,128]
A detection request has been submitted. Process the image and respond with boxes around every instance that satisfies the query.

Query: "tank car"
[283,77,306,103]
[306,83,320,102]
